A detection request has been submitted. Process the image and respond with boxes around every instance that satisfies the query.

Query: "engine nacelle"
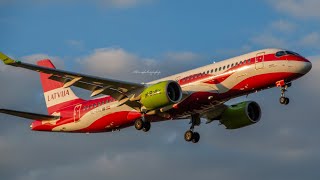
[220,101,261,129]
[140,80,182,110]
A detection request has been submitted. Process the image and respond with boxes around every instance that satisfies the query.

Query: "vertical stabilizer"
[37,60,83,114]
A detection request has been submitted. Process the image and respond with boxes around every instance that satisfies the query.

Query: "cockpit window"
[275,51,286,57]
[285,51,300,56]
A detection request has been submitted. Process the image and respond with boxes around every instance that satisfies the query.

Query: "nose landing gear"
[276,80,291,105]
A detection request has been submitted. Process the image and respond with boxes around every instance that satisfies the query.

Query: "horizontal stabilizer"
[0,109,60,121]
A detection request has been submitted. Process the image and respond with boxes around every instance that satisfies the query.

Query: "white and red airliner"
[0,49,312,143]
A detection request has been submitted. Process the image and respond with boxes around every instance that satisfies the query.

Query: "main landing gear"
[134,115,151,132]
[277,80,291,105]
[184,114,201,143]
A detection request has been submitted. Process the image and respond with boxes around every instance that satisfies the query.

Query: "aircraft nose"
[302,59,312,74]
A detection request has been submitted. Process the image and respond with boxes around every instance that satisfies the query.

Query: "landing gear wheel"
[284,97,290,105]
[192,132,200,143]
[142,121,151,132]
[280,97,286,104]
[279,97,290,105]
[184,130,194,142]
[134,119,144,130]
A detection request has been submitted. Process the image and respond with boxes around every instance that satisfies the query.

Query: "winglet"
[0,52,16,65]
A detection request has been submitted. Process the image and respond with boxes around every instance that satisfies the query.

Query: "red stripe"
[178,53,309,86]
[37,60,64,93]
[47,99,85,114]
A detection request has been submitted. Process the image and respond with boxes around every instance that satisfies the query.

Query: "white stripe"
[44,88,78,107]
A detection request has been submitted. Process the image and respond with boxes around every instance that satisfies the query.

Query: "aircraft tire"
[142,121,151,132]
[184,130,193,142]
[284,97,290,105]
[279,97,286,104]
[135,119,144,130]
[192,132,200,143]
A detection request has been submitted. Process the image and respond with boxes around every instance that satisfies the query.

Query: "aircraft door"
[255,52,265,70]
[74,104,82,122]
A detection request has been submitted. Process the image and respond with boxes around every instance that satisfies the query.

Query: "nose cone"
[302,59,312,74]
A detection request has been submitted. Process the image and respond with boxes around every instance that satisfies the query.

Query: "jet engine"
[140,80,182,110]
[220,101,261,129]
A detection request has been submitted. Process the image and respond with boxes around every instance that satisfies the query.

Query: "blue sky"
[2,0,319,61]
[1,1,320,180]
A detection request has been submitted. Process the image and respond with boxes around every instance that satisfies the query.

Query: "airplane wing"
[0,52,146,102]
[0,109,60,121]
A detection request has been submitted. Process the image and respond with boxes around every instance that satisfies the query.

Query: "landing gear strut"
[184,114,201,143]
[134,114,151,132]
[277,80,291,105]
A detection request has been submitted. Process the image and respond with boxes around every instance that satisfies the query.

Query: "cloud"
[77,48,142,81]
[20,54,65,67]
[270,20,296,33]
[66,40,85,50]
[77,48,205,82]
[250,21,320,50]
[165,52,202,62]
[1,49,320,180]
[269,0,320,18]
[299,32,320,47]
[250,20,296,48]
[251,33,287,48]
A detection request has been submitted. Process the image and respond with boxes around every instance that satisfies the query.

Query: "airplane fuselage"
[30,48,312,133]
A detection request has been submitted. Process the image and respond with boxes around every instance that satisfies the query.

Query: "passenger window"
[207,70,209,74]
[219,67,221,71]
[247,59,250,63]
[227,65,230,68]
[223,66,226,70]
[94,104,97,108]
[243,60,246,64]
[215,68,217,72]
[235,62,238,66]
[211,69,213,73]
[231,63,234,67]
[239,61,242,65]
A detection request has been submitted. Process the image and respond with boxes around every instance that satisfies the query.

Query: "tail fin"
[37,60,83,114]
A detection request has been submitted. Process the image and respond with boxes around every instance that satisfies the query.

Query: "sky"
[0,0,320,180]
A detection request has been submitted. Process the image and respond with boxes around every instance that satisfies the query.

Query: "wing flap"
[0,109,60,121]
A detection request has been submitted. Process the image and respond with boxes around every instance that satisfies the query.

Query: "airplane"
[0,48,312,143]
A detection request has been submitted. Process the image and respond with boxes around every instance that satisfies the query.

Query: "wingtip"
[0,52,16,65]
